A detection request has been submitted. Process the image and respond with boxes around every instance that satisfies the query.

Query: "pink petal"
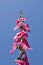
[25,24,30,32]
[23,38,30,48]
[25,24,29,27]
[13,35,17,40]
[12,42,17,50]
[20,38,32,50]
[13,26,19,31]
[28,48,32,50]
[20,42,30,50]
[9,50,14,54]
[17,18,27,22]
[16,20,20,24]
[16,30,26,38]
[24,52,30,65]
[9,42,17,54]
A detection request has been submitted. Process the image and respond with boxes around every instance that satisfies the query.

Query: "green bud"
[20,10,23,18]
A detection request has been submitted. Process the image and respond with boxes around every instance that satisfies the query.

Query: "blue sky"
[0,0,43,65]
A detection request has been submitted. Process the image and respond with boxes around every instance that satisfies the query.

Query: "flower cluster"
[9,11,32,65]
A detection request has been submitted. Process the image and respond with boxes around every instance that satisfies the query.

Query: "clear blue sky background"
[0,0,43,65]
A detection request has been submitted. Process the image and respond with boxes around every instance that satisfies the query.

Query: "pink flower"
[13,21,30,32]
[19,42,29,50]
[13,30,28,40]
[20,23,30,32]
[25,24,30,32]
[9,30,32,54]
[17,17,27,22]
[13,30,32,51]
[15,60,25,65]
[23,52,29,65]
[22,38,32,50]
[15,52,29,65]
[19,41,32,51]
[16,30,28,38]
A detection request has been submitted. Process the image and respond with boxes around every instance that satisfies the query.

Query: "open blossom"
[13,22,20,31]
[9,40,32,54]
[23,52,29,65]
[9,30,32,54]
[13,30,28,40]
[13,31,32,50]
[15,60,25,65]
[13,17,27,31]
[24,24,30,32]
[17,17,27,22]
[13,20,30,32]
[20,42,32,51]
[15,52,29,65]
[22,38,32,50]
[9,38,32,55]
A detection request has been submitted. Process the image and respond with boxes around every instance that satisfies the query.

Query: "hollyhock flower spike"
[9,11,32,65]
